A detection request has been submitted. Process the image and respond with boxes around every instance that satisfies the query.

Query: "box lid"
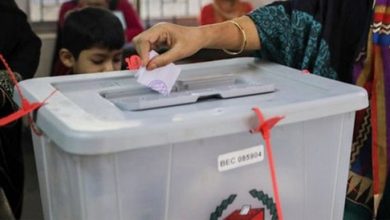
[16,58,368,155]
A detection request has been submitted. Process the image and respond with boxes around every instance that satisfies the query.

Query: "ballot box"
[15,58,368,220]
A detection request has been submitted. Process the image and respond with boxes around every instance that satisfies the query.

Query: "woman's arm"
[133,16,260,70]
[202,16,260,50]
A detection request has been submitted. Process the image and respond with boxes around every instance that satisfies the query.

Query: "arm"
[133,16,260,70]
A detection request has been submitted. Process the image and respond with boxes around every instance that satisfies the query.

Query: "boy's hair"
[62,7,124,59]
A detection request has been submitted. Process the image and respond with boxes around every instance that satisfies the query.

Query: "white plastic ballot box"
[15,58,368,220]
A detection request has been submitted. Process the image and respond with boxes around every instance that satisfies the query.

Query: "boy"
[59,7,125,74]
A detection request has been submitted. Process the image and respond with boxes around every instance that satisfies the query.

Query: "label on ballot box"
[218,145,264,172]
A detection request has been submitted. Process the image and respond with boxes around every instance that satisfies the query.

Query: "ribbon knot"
[250,107,284,139]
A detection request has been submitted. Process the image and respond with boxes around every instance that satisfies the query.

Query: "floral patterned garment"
[0,70,23,219]
[248,0,373,82]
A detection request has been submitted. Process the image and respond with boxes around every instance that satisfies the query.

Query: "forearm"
[199,16,261,51]
[132,16,261,69]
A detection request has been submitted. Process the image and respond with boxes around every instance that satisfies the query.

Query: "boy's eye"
[91,59,104,65]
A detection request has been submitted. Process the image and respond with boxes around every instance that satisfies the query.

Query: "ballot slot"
[101,73,275,111]
[174,73,236,91]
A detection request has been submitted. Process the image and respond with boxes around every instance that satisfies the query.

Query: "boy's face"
[60,47,123,74]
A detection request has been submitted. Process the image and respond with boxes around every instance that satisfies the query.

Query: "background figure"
[59,7,125,74]
[200,0,253,25]
[52,0,142,76]
[344,0,390,219]
[59,0,143,42]
[0,0,41,218]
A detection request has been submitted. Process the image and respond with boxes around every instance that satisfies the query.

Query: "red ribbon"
[0,54,56,130]
[250,107,284,220]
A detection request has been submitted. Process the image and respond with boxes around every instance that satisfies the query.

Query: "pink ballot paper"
[136,50,181,95]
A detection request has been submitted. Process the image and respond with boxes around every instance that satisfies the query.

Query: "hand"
[132,22,204,70]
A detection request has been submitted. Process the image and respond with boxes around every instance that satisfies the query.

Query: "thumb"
[146,46,187,70]
[132,36,151,67]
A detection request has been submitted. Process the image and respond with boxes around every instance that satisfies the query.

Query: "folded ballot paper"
[136,51,181,95]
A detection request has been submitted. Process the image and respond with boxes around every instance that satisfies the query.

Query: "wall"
[15,0,28,13]
[35,33,56,78]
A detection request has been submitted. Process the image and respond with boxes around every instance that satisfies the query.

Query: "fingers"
[147,46,186,70]
[133,23,172,67]
[133,24,177,70]
[132,34,151,67]
[133,23,201,70]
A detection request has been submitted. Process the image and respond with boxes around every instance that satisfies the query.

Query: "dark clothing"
[0,1,41,218]
[0,100,23,219]
[0,5,41,79]
[377,176,390,219]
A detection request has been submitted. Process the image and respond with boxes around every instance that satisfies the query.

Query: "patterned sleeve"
[247,3,337,79]
[0,70,21,109]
